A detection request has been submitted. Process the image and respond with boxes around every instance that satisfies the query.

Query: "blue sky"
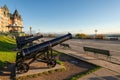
[0,0,120,34]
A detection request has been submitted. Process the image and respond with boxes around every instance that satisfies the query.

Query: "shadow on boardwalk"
[0,61,15,80]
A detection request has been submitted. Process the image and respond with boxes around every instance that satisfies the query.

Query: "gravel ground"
[27,53,95,80]
[0,53,97,80]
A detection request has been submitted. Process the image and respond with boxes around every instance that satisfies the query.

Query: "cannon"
[16,35,33,43]
[16,35,43,49]
[16,33,72,73]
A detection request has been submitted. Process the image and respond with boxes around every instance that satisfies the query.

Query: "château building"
[0,5,23,33]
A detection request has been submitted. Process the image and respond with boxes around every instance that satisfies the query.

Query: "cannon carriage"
[16,33,72,74]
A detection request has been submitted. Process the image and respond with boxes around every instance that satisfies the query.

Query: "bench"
[83,46,111,60]
[60,43,70,48]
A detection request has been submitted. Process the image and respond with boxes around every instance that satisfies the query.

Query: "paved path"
[65,39,120,61]
[53,46,120,80]
[44,38,120,64]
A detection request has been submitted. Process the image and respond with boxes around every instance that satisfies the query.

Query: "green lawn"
[0,35,16,67]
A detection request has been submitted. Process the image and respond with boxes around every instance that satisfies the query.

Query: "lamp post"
[30,26,32,35]
[95,29,97,39]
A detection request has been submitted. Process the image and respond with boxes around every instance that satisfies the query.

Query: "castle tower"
[0,7,2,31]
[13,9,19,26]
[0,5,23,33]
[0,5,10,32]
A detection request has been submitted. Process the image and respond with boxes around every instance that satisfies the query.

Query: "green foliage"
[48,34,56,37]
[75,34,80,38]
[55,67,66,72]
[56,60,64,66]
[48,70,55,73]
[0,51,16,62]
[0,36,16,51]
[52,51,59,56]
[0,35,16,67]
[75,33,87,39]
[16,67,66,80]
[0,61,6,68]
[42,71,49,75]
[96,34,105,39]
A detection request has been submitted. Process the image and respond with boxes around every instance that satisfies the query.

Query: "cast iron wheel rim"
[16,63,29,74]
[22,63,29,73]
[47,59,56,68]
[16,62,24,74]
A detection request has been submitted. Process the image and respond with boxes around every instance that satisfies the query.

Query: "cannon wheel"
[16,62,29,74]
[47,59,56,68]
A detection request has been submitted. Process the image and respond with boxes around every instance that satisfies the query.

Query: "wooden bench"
[83,46,111,60]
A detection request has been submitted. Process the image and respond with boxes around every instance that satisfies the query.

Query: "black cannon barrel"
[16,35,33,42]
[17,35,43,49]
[21,33,72,57]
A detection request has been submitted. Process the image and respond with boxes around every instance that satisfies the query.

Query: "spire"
[13,9,22,20]
[3,4,9,11]
[13,9,19,17]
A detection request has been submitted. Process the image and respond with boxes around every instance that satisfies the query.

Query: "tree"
[96,34,105,39]
[75,34,80,38]
[75,33,87,39]
[48,34,55,37]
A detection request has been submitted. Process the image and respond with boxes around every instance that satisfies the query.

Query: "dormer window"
[4,12,5,15]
